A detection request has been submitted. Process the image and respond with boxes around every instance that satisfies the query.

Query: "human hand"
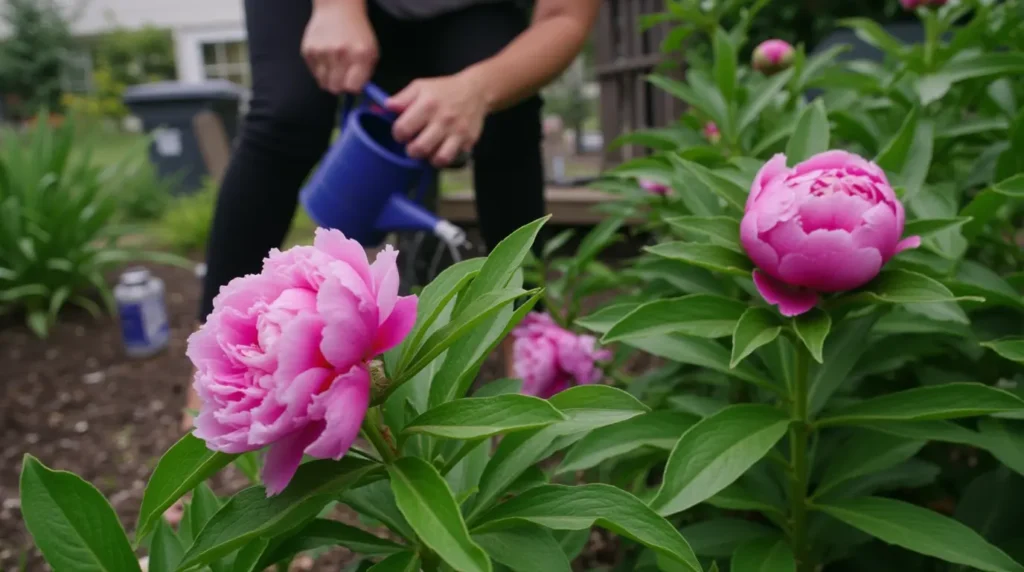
[386,71,491,167]
[301,1,378,94]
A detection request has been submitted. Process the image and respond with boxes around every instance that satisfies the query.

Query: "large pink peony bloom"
[187,229,417,494]
[511,313,612,399]
[752,39,795,75]
[740,151,920,317]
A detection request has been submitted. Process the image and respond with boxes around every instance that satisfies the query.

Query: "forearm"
[462,1,599,113]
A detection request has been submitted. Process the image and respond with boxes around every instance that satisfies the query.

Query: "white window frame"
[200,39,250,87]
[173,25,247,84]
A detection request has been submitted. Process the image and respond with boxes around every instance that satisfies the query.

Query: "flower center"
[806,169,883,203]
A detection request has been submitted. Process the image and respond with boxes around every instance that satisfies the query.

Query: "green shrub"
[155,179,218,254]
[115,155,177,222]
[0,113,184,337]
[583,0,1024,569]
[0,0,73,118]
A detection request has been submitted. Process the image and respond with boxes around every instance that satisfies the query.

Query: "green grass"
[74,122,149,168]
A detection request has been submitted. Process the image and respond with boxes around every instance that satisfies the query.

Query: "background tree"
[0,0,74,119]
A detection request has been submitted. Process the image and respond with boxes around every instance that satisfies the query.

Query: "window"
[201,40,250,87]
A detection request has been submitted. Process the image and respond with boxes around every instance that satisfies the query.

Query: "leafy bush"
[61,65,132,120]
[0,113,183,337]
[64,26,177,120]
[155,179,218,254]
[0,0,73,118]
[116,155,176,222]
[582,0,1024,568]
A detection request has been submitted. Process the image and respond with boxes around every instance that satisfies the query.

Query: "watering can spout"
[375,194,468,247]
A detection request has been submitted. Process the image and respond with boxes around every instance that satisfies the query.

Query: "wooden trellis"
[594,0,685,167]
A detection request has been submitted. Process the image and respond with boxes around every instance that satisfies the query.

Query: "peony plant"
[18,219,706,572]
[567,1,1024,569]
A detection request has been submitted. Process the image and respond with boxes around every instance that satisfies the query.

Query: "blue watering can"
[300,82,467,248]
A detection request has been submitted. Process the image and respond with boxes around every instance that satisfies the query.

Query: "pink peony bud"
[640,178,672,196]
[187,228,417,495]
[740,151,920,317]
[752,39,795,75]
[511,312,612,398]
[902,0,944,8]
[703,122,721,144]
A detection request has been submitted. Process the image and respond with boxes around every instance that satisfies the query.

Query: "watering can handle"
[339,82,396,128]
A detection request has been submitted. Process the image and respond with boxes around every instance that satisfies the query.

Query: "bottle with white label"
[115,267,170,358]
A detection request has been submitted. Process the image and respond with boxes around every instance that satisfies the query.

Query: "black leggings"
[199,0,546,319]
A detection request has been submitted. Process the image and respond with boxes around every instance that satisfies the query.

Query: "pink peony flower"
[740,151,920,317]
[640,178,672,196]
[752,39,795,75]
[703,122,721,144]
[187,228,417,495]
[511,313,612,399]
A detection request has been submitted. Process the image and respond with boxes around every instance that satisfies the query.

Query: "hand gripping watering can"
[300,82,467,248]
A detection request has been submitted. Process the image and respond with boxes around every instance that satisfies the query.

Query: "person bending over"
[184,0,599,428]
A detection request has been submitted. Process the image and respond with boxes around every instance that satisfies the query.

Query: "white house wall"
[60,0,244,36]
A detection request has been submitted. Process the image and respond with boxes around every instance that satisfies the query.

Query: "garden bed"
[0,228,646,570]
[0,258,520,571]
[1,263,213,569]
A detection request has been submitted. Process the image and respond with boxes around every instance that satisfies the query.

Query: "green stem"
[361,407,397,463]
[788,344,812,572]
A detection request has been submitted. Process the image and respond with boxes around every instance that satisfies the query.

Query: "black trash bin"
[123,80,246,194]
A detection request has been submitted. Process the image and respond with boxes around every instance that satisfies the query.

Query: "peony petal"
[849,203,900,259]
[261,422,322,496]
[249,367,332,445]
[273,313,327,382]
[372,295,418,355]
[369,245,400,321]
[753,270,819,317]
[776,229,883,292]
[192,407,256,454]
[748,153,789,207]
[792,150,860,176]
[305,366,371,459]
[514,336,560,397]
[318,276,374,369]
[314,228,373,290]
[740,212,781,275]
[895,235,921,253]
[797,191,874,233]
[209,273,287,316]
